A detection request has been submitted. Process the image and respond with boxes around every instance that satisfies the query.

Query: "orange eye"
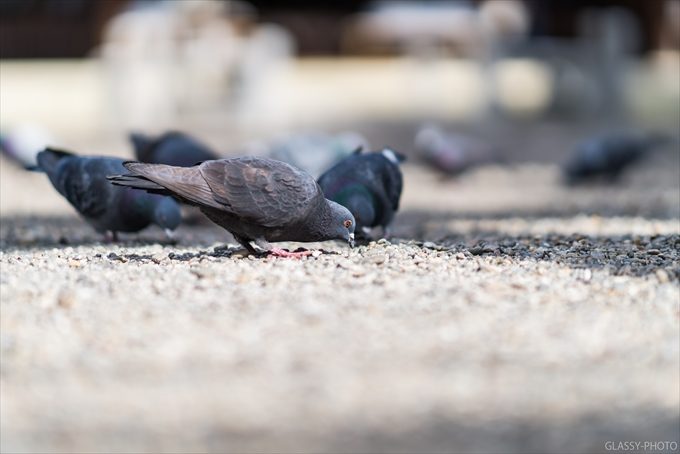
[343,220,353,228]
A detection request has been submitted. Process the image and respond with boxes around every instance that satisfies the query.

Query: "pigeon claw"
[267,248,314,259]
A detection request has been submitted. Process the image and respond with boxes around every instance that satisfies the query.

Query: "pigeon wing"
[383,163,403,211]
[199,158,324,228]
[57,158,124,218]
[60,170,108,218]
[123,162,222,209]
[361,155,403,212]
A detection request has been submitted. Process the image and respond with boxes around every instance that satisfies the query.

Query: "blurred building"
[1,1,677,140]
[1,0,676,58]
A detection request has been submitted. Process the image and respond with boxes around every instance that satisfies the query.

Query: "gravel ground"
[1,156,679,453]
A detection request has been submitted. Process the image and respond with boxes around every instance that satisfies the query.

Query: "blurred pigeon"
[130,131,219,167]
[317,148,404,238]
[564,132,672,184]
[0,124,55,169]
[36,148,181,241]
[267,131,369,178]
[108,157,356,257]
[415,125,499,175]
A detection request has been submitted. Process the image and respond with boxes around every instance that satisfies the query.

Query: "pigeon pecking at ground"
[36,148,182,241]
[130,131,219,167]
[108,157,356,258]
[563,131,673,184]
[317,148,404,240]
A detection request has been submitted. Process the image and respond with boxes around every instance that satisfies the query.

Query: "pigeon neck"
[294,200,339,242]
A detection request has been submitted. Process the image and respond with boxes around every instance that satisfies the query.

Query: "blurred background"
[2,0,679,133]
[1,0,679,221]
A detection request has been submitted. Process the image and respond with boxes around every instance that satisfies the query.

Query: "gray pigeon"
[564,132,672,184]
[130,131,219,167]
[414,126,499,176]
[108,157,356,257]
[317,148,404,239]
[36,148,182,241]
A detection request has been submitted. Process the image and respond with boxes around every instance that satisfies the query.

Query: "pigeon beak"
[164,228,175,239]
[348,233,355,248]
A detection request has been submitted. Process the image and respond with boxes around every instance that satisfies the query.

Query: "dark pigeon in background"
[317,148,404,239]
[564,132,672,184]
[414,125,499,176]
[130,131,219,167]
[108,157,356,258]
[36,148,182,241]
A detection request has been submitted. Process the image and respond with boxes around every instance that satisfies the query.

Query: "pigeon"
[317,148,404,239]
[564,132,672,184]
[414,125,499,175]
[108,157,356,257]
[130,131,219,167]
[1,124,55,170]
[266,131,369,178]
[36,148,182,241]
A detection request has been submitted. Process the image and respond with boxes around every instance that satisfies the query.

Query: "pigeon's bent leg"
[233,235,259,255]
[104,231,119,243]
[383,225,394,239]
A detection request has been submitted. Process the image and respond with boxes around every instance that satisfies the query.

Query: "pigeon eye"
[344,220,352,228]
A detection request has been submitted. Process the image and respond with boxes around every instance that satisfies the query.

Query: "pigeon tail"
[107,173,171,195]
[36,147,75,173]
[113,161,218,208]
[107,161,179,195]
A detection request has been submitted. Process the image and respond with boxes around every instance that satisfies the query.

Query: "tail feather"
[107,173,173,196]
[36,147,75,172]
[109,161,216,208]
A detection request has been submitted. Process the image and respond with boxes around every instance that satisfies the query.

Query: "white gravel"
[1,158,679,453]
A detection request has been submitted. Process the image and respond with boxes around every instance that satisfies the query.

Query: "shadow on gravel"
[390,210,679,279]
[396,207,680,225]
[0,215,227,251]
[8,405,672,454]
[315,407,680,454]
[402,232,679,279]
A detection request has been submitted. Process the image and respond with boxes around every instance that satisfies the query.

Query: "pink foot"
[268,247,314,259]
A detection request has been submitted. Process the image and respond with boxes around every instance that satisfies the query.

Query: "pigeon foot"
[104,231,119,243]
[267,248,314,259]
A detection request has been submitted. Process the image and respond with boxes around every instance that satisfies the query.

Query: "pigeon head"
[152,196,182,233]
[326,200,356,247]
